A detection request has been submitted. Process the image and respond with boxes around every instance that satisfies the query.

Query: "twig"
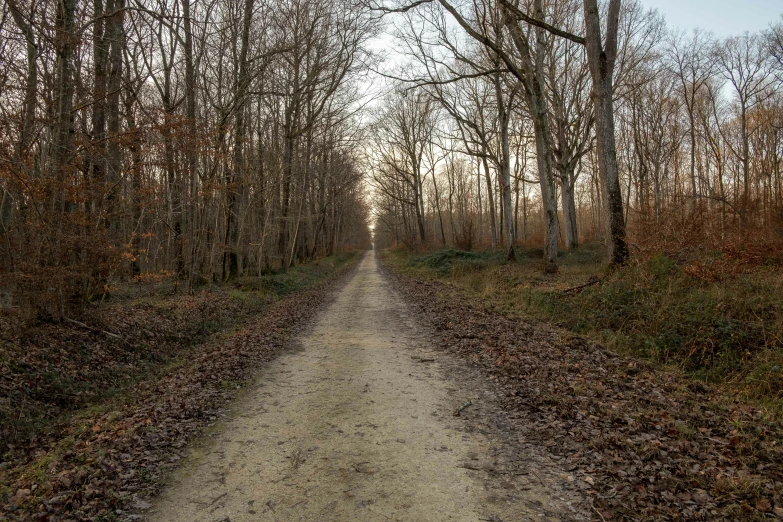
[453,399,472,416]
[208,492,228,506]
[63,317,123,340]
[591,502,607,522]
[562,277,602,294]
[352,461,375,474]
[706,436,729,446]
[459,463,528,476]
[368,0,433,14]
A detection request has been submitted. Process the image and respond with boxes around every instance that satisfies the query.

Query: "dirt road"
[148,251,583,522]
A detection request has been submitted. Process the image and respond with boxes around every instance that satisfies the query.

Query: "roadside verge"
[380,250,782,521]
[0,252,361,521]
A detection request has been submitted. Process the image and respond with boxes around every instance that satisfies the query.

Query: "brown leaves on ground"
[0,264,354,522]
[0,293,250,455]
[384,266,783,521]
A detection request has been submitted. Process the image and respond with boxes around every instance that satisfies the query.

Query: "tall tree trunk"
[224,0,254,280]
[106,0,124,230]
[482,155,498,249]
[476,157,483,245]
[503,0,558,272]
[432,170,447,245]
[54,0,77,208]
[495,72,515,260]
[90,0,108,193]
[124,74,143,278]
[279,128,294,265]
[583,0,628,266]
[741,103,750,224]
[182,0,197,283]
[688,109,698,214]
[413,180,426,244]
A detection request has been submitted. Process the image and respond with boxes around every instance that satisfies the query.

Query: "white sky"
[642,0,781,35]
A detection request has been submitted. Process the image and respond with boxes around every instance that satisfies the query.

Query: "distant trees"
[372,0,783,269]
[0,0,374,316]
[667,30,716,214]
[2,0,782,309]
[370,89,439,247]
[714,32,776,224]
[372,0,646,269]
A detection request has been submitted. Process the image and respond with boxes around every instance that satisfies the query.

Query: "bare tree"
[715,32,775,223]
[544,0,593,250]
[370,89,438,245]
[667,29,716,213]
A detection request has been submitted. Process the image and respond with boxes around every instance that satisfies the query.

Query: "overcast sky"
[642,0,781,35]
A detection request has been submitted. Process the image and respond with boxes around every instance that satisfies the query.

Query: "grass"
[233,252,357,296]
[384,244,783,416]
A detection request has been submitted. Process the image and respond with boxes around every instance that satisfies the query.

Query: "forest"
[370,1,783,271]
[1,0,783,520]
[0,0,373,318]
[1,0,782,304]
[366,0,783,414]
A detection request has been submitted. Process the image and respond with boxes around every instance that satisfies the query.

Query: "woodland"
[0,0,373,318]
[366,0,783,421]
[1,0,783,519]
[0,0,782,306]
[370,1,783,269]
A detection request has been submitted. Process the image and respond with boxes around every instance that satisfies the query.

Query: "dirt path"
[148,251,584,522]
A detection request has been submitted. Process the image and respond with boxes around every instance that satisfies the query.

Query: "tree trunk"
[688,109,698,214]
[583,0,628,266]
[495,73,515,260]
[503,1,558,272]
[54,0,77,205]
[413,181,426,244]
[432,170,447,245]
[560,168,578,249]
[90,0,108,192]
[224,0,254,280]
[106,0,124,230]
[482,155,498,249]
[182,0,197,283]
[741,103,750,224]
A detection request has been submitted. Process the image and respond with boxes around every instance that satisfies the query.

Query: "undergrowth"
[234,252,357,296]
[0,252,361,454]
[385,243,783,415]
[409,248,504,275]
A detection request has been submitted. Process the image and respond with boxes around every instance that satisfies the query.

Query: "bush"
[555,260,783,397]
[411,248,501,276]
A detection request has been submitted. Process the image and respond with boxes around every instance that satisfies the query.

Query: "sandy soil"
[147,251,584,522]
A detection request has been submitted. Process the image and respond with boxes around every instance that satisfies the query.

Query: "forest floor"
[382,246,783,520]
[2,246,781,521]
[0,253,359,521]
